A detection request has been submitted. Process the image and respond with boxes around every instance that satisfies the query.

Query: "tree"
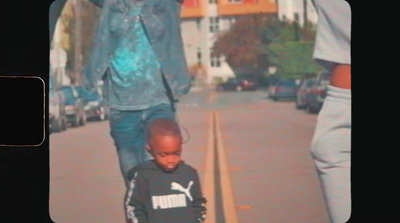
[258,19,322,79]
[264,41,321,79]
[210,12,322,80]
[212,14,270,68]
[60,1,101,84]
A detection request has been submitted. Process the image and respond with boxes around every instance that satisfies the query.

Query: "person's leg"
[310,85,351,223]
[109,108,146,187]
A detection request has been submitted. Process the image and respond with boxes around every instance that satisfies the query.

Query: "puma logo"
[152,194,187,209]
[171,181,193,201]
[151,181,194,210]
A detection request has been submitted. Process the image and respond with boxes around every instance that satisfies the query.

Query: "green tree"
[212,15,321,80]
[258,19,322,79]
[263,41,321,79]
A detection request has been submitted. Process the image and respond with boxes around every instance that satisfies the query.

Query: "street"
[49,89,330,223]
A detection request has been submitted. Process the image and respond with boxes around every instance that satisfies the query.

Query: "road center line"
[204,112,216,223]
[204,92,238,223]
[214,111,239,223]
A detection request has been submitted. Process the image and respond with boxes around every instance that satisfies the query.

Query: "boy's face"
[148,135,182,172]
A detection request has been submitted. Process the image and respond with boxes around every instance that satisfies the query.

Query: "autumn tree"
[60,1,101,83]
[212,14,271,68]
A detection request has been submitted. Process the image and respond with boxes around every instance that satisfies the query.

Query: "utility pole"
[303,0,309,28]
[73,0,82,85]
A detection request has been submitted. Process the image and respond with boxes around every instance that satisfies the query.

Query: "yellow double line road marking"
[203,108,239,223]
[203,112,216,222]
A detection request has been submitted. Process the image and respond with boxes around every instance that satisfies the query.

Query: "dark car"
[216,77,257,92]
[295,77,317,109]
[61,85,87,126]
[49,76,68,133]
[268,79,298,101]
[76,86,108,121]
[306,71,330,113]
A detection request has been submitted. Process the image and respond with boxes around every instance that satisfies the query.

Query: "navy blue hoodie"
[125,160,206,223]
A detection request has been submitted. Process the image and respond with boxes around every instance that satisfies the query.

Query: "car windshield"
[306,79,316,87]
[279,80,297,87]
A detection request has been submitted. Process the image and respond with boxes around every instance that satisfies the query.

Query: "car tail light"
[242,80,252,86]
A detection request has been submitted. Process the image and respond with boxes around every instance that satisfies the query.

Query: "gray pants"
[310,85,351,223]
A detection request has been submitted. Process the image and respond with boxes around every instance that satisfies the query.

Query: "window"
[197,48,202,65]
[209,17,220,33]
[196,19,201,31]
[210,53,221,67]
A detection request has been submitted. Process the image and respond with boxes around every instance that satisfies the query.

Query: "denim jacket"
[82,0,191,101]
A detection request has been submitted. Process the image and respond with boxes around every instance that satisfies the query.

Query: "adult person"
[310,0,351,222]
[82,0,192,187]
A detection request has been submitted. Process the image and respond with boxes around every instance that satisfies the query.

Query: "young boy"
[124,119,207,223]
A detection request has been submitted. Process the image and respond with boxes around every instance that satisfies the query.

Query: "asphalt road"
[49,89,330,223]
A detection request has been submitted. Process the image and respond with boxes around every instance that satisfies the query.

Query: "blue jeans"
[109,103,175,187]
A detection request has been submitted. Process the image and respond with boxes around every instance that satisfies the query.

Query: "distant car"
[306,72,330,113]
[295,77,317,109]
[49,76,67,133]
[61,85,87,126]
[268,79,298,101]
[76,86,108,121]
[216,77,257,91]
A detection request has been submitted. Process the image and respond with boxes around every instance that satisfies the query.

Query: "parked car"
[216,77,257,91]
[295,77,317,109]
[61,85,86,126]
[268,79,298,101]
[306,71,330,113]
[49,76,67,133]
[76,86,108,121]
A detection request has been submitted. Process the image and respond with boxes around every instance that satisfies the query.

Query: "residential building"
[180,0,278,85]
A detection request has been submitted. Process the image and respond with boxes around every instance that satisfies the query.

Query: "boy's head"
[147,119,182,172]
